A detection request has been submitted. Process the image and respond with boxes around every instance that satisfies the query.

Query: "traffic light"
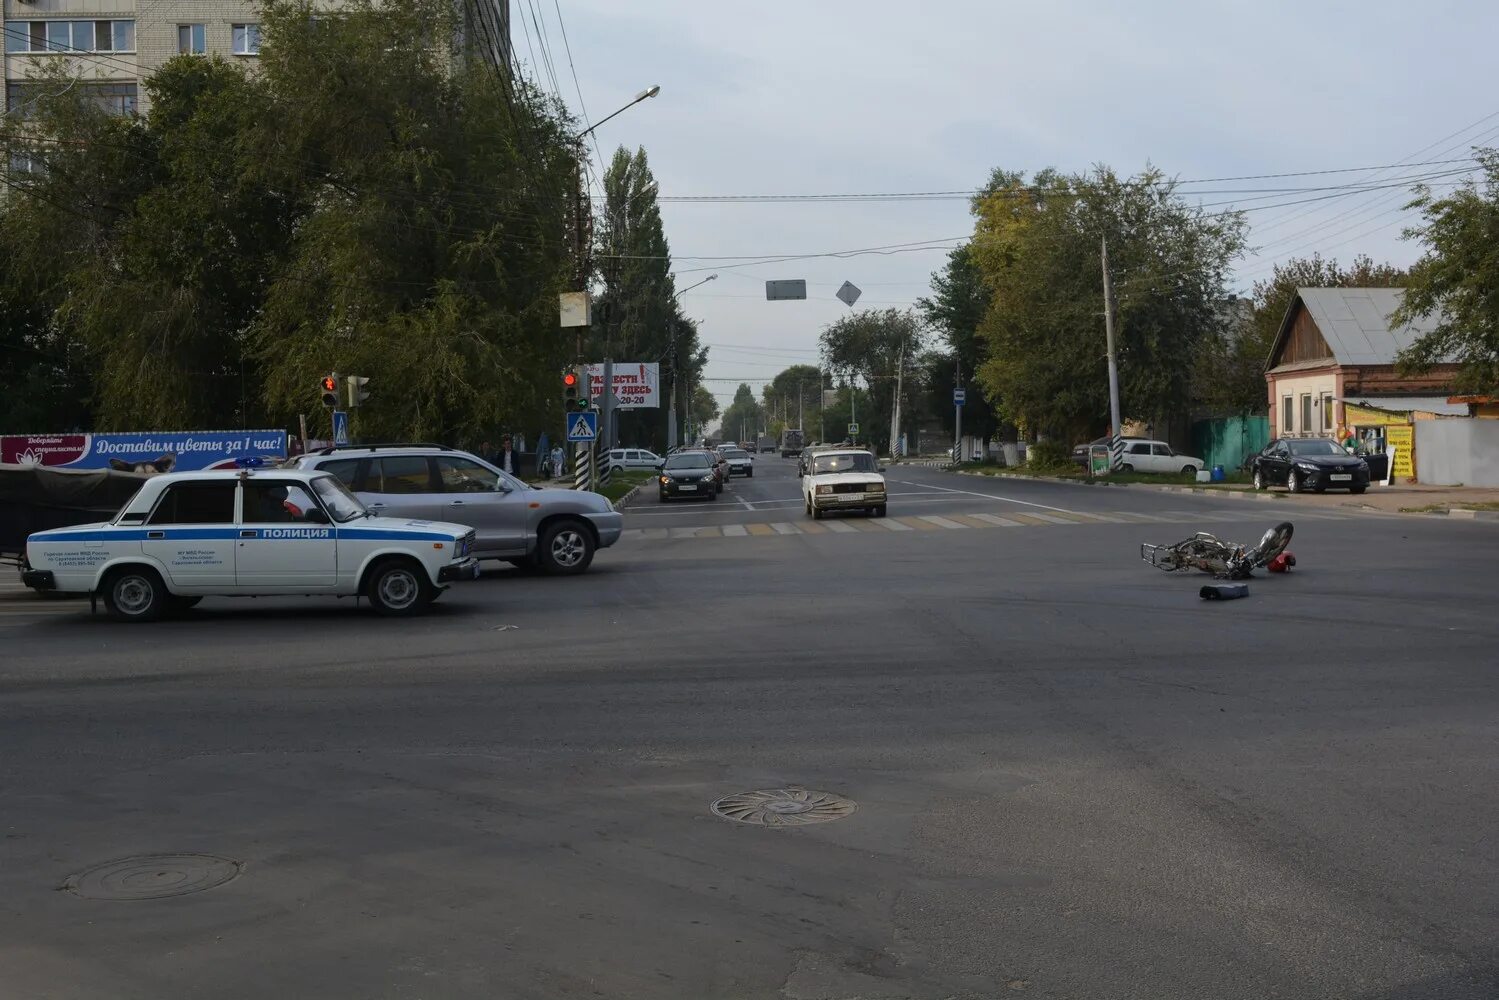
[563,368,586,411]
[346,376,371,407]
[320,373,340,408]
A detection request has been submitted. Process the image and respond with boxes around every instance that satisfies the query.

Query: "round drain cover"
[66,854,242,900]
[712,787,855,827]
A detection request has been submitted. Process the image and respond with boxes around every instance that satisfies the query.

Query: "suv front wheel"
[538,519,595,575]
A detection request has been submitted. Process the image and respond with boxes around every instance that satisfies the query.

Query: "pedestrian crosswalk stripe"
[798,521,828,533]
[1113,511,1174,522]
[845,519,885,532]
[1027,511,1083,524]
[821,520,858,533]
[949,514,996,529]
[1006,513,1054,526]
[746,523,776,536]
[1062,510,1124,523]
[918,515,967,530]
[770,522,800,535]
[871,517,913,531]
[970,512,1022,527]
[896,516,941,531]
[721,524,748,537]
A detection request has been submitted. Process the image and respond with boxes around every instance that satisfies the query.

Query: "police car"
[21,468,480,621]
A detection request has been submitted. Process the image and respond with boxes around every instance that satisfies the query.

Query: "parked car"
[802,449,886,519]
[22,468,479,620]
[716,445,754,477]
[1251,438,1370,494]
[606,448,663,472]
[290,444,622,574]
[1071,435,1145,467]
[1116,439,1204,476]
[658,451,719,502]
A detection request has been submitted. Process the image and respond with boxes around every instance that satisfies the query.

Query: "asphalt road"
[3,455,1498,999]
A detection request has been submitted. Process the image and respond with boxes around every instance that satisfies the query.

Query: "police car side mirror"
[304,508,330,524]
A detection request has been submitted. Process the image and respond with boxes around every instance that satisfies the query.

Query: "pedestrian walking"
[550,444,566,480]
[496,435,517,475]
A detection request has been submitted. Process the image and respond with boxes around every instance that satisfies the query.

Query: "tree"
[761,364,822,437]
[918,245,1000,442]
[819,309,924,451]
[718,383,763,444]
[1392,149,1499,392]
[689,385,719,439]
[969,166,1247,441]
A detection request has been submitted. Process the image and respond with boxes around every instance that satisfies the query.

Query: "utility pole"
[849,370,857,440]
[890,339,905,461]
[797,380,804,430]
[953,357,962,463]
[1102,236,1123,470]
[819,368,826,443]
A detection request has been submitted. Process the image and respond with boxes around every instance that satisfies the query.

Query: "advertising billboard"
[1,430,288,473]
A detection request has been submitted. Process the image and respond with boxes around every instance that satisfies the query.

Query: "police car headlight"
[816,485,833,495]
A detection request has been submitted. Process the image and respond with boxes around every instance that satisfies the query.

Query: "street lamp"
[575,84,661,140]
[667,274,716,448]
[674,274,717,299]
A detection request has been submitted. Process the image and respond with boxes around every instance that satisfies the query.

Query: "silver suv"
[289,445,623,574]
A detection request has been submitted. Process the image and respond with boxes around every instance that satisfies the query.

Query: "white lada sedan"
[22,468,479,621]
[802,449,887,519]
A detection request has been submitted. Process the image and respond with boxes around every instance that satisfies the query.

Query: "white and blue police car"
[22,467,480,621]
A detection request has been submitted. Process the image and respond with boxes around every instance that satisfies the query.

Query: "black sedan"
[1251,438,1371,494]
[657,452,720,502]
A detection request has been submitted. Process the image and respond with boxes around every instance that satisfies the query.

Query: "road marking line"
[798,521,828,534]
[720,524,748,537]
[896,516,942,531]
[886,479,1077,513]
[949,514,997,529]
[970,512,1022,527]
[918,515,968,530]
[669,526,705,539]
[1111,511,1173,522]
[733,488,754,511]
[821,520,858,533]
[870,517,913,530]
[746,523,777,536]
[1065,511,1125,522]
[844,519,884,531]
[770,522,801,535]
[1005,513,1054,525]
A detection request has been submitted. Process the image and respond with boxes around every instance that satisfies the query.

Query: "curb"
[614,483,645,510]
[1416,507,1499,521]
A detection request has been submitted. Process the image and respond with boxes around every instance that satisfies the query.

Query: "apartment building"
[2,0,509,119]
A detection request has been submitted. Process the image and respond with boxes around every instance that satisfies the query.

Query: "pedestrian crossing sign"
[566,411,598,442]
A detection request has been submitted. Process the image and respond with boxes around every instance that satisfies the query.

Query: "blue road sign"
[332,410,350,445]
[566,411,598,442]
[953,388,966,406]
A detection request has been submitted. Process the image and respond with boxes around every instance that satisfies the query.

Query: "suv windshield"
[1288,440,1345,457]
[311,474,369,522]
[665,454,710,470]
[813,453,877,474]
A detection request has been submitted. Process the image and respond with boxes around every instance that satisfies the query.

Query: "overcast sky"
[528,0,1499,407]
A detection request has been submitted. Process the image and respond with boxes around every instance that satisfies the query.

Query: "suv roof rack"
[313,442,454,456]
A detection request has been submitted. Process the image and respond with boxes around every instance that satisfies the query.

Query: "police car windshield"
[311,475,368,522]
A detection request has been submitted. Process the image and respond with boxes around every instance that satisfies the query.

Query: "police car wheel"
[103,567,167,623]
[538,520,594,575]
[367,559,432,616]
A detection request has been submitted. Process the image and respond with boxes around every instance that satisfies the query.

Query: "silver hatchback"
[291,446,623,574]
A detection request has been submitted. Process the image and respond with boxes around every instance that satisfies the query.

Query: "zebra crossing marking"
[918,515,967,530]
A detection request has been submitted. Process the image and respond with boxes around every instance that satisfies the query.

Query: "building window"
[1282,395,1293,432]
[177,24,207,54]
[90,82,138,116]
[1321,392,1334,431]
[6,80,135,117]
[7,149,46,176]
[232,24,262,55]
[1300,394,1312,436]
[3,20,135,54]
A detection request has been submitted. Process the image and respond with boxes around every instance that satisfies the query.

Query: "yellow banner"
[1386,423,1414,480]
[1346,404,1408,426]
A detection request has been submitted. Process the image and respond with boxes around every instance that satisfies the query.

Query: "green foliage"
[1392,149,1499,393]
[760,364,822,436]
[1025,439,1071,470]
[918,245,1000,440]
[0,0,583,441]
[718,383,763,443]
[819,308,923,452]
[689,385,719,436]
[970,166,1247,440]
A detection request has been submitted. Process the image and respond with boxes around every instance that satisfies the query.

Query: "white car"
[21,468,479,621]
[716,445,755,477]
[1117,439,1205,476]
[605,448,664,472]
[802,449,886,519]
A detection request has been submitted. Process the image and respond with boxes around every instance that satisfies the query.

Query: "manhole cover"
[711,787,856,827]
[65,854,242,900]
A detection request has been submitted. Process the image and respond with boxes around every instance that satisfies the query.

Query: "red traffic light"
[321,375,337,392]
[562,372,578,387]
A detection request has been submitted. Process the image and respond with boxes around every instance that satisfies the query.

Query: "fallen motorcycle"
[1140,522,1294,580]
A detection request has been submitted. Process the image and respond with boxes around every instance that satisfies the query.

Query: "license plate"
[679,485,697,492]
[1330,474,1352,481]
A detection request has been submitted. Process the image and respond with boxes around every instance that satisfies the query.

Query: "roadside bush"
[1026,440,1071,471]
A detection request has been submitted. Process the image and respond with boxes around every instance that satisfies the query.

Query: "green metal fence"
[1191,416,1270,472]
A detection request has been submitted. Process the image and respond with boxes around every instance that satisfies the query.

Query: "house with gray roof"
[1263,287,1464,438]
